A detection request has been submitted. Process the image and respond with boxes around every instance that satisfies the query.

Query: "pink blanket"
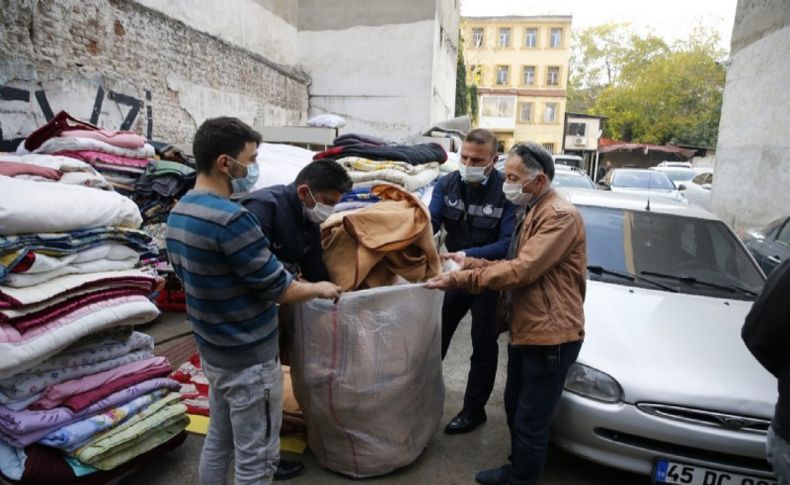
[54,150,149,169]
[60,129,146,149]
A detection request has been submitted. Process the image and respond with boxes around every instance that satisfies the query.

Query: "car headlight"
[564,363,623,403]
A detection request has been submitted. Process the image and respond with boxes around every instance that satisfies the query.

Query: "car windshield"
[658,168,696,182]
[554,171,595,189]
[611,171,676,190]
[578,206,764,299]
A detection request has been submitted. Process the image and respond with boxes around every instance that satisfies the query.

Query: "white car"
[657,161,693,169]
[679,171,714,211]
[553,165,597,190]
[651,166,697,189]
[551,189,776,485]
[600,168,688,204]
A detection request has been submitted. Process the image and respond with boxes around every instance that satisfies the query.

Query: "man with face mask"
[427,142,587,485]
[428,129,516,435]
[166,117,342,485]
[242,160,352,283]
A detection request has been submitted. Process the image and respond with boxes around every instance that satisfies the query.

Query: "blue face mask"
[226,157,259,194]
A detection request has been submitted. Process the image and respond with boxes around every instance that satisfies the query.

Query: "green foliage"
[455,35,469,117]
[569,23,726,146]
[468,84,479,125]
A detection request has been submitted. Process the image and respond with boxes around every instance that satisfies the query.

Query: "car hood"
[580,280,776,417]
[610,187,684,202]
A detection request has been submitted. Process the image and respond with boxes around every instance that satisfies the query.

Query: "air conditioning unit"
[574,136,585,146]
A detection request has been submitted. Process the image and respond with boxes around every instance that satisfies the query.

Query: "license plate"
[653,459,777,485]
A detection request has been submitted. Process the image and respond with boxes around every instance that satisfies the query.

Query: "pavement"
[120,312,646,485]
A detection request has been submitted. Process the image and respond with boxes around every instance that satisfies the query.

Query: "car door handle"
[769,255,782,264]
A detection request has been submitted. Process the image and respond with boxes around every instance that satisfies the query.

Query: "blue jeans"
[199,358,283,485]
[504,341,582,485]
[768,426,790,485]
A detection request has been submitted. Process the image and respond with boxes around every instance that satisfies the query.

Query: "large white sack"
[291,284,445,478]
[252,143,316,190]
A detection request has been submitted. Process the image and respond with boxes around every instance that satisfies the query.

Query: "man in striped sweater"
[166,117,341,485]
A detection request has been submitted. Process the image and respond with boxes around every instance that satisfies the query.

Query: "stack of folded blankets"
[16,111,155,195]
[0,173,188,483]
[314,135,451,213]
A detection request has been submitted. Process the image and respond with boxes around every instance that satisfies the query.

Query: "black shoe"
[475,465,510,485]
[274,460,305,481]
[444,411,487,434]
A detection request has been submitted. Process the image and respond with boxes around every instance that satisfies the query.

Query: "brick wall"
[0,0,310,151]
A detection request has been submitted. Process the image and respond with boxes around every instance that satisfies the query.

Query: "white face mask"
[502,179,535,206]
[304,187,335,223]
[459,163,490,184]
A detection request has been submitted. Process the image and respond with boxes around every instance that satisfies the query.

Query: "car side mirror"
[677,184,687,191]
[701,183,712,190]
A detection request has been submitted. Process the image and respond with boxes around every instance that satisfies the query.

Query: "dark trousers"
[504,340,583,485]
[441,289,500,416]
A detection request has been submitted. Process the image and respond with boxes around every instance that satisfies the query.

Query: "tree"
[468,84,479,125]
[455,35,468,117]
[569,23,725,146]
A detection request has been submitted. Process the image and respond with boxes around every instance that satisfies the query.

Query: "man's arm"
[463,202,516,260]
[742,260,790,377]
[450,209,580,293]
[428,179,446,235]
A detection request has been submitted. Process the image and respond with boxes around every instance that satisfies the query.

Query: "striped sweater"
[165,190,292,368]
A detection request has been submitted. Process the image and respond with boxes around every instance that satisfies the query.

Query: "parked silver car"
[551,189,776,485]
[600,168,688,204]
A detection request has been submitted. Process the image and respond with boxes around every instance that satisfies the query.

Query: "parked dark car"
[741,216,790,275]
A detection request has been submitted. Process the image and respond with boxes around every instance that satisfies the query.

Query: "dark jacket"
[742,258,790,441]
[428,169,515,260]
[240,184,329,282]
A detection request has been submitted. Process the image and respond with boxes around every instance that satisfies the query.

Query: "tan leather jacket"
[449,189,587,345]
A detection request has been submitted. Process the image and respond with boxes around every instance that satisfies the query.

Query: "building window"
[550,28,562,48]
[472,28,484,48]
[568,122,586,136]
[499,28,511,47]
[547,66,560,86]
[519,102,533,122]
[543,142,556,153]
[481,96,516,118]
[525,28,537,48]
[496,65,510,85]
[544,103,557,123]
[523,66,535,86]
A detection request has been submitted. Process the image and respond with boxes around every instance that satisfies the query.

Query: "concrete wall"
[711,0,790,229]
[298,0,459,140]
[0,0,309,151]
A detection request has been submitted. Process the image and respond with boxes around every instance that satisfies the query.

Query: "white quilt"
[2,245,139,288]
[251,143,316,191]
[0,176,142,235]
[0,154,112,190]
[0,297,159,379]
[20,137,155,159]
[0,270,156,308]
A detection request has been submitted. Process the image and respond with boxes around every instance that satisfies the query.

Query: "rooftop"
[462,15,573,22]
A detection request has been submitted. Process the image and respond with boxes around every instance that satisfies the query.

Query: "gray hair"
[509,142,555,181]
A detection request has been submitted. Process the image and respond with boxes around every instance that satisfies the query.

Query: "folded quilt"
[0,228,152,281]
[0,269,157,309]
[0,329,152,403]
[0,176,142,236]
[0,379,179,447]
[39,389,173,451]
[0,153,95,173]
[26,136,155,159]
[74,394,187,466]
[347,166,440,192]
[338,158,438,175]
[314,142,447,166]
[87,416,188,471]
[0,348,153,406]
[0,296,159,379]
[3,245,139,288]
[58,129,146,149]
[56,150,149,169]
[32,356,171,411]
[0,161,62,181]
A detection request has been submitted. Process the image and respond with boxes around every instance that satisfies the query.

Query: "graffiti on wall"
[0,77,152,152]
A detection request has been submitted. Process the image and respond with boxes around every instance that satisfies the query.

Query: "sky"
[461,0,738,51]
